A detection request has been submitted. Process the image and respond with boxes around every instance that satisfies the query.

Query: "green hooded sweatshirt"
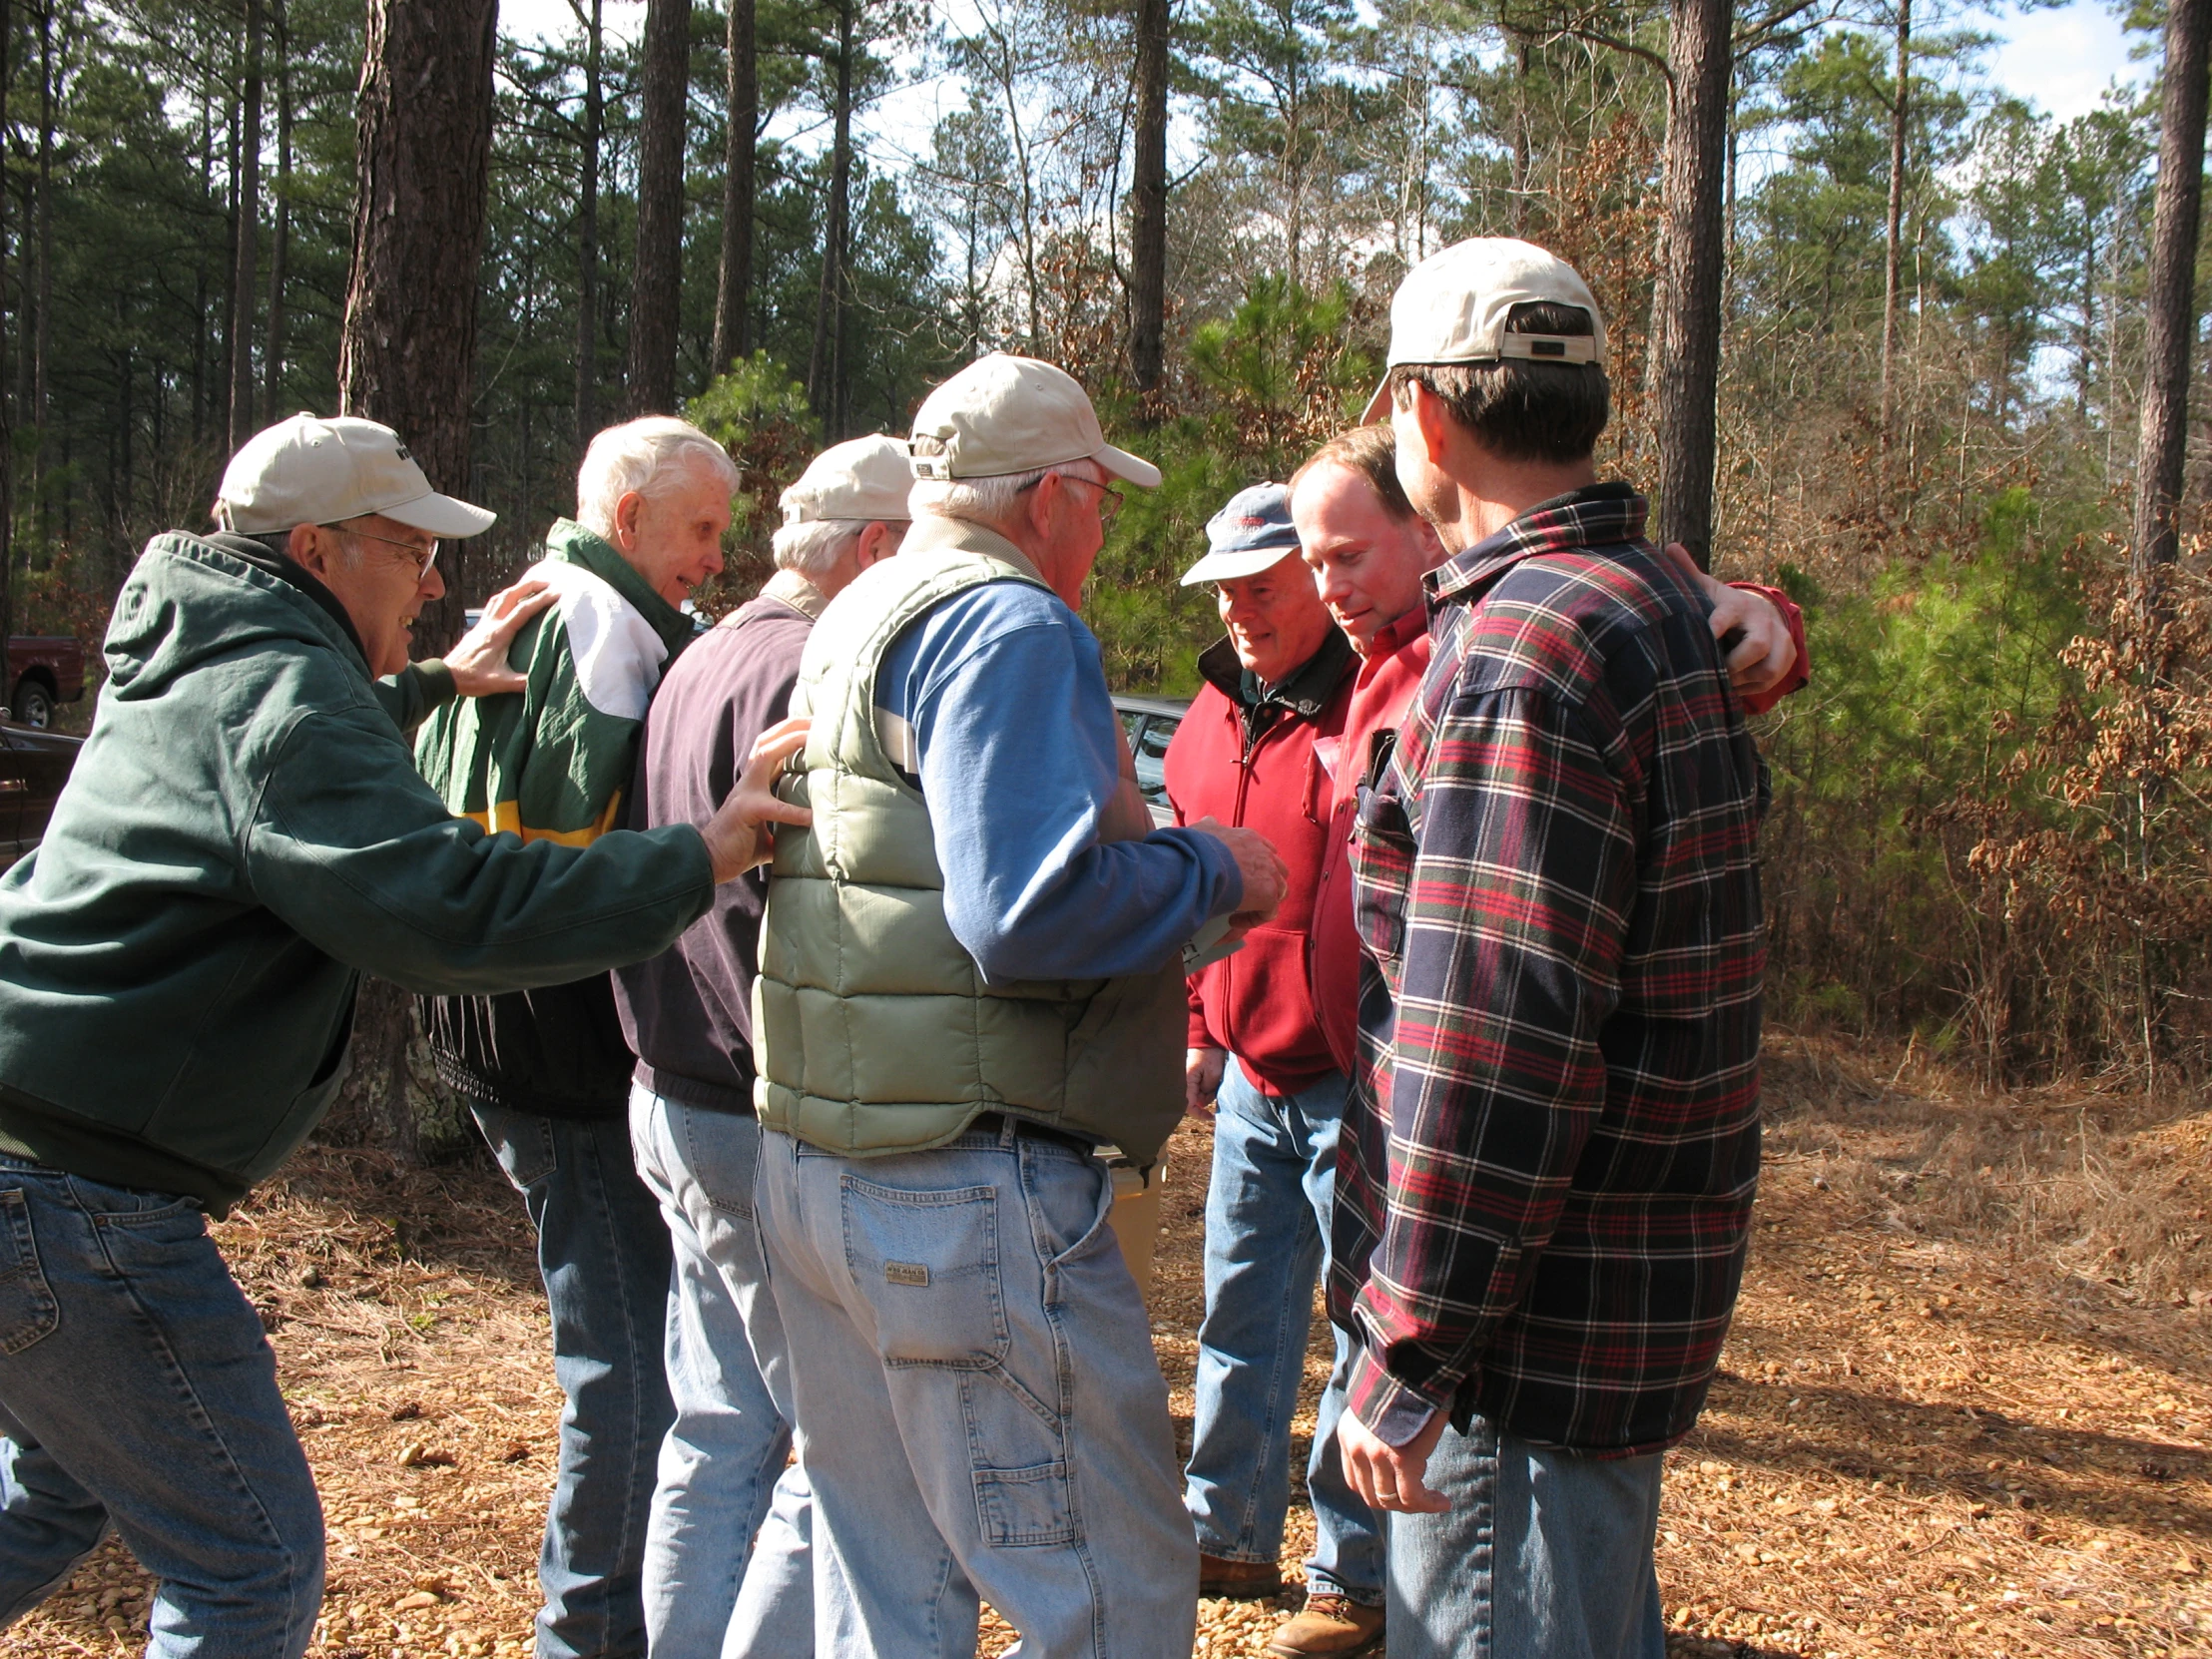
[0,530,717,1213]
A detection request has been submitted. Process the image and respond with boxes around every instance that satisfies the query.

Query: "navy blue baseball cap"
[1180,482,1302,585]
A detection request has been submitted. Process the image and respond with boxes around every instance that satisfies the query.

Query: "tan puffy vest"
[751,519,1187,1165]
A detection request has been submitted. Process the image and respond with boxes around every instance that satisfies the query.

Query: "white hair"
[575,417,741,537]
[908,460,1099,530]
[772,517,868,577]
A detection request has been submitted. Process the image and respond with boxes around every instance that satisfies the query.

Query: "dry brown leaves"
[7,1036,2211,1657]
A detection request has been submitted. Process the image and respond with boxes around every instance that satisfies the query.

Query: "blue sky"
[499,0,2147,121]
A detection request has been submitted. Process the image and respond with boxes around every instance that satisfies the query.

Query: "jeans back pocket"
[0,1190,58,1356]
[839,1176,1006,1368]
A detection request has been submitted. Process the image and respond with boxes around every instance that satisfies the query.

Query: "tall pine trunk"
[334,0,498,1163]
[1879,0,1910,444]
[263,0,291,418]
[628,0,691,416]
[711,0,757,373]
[575,0,603,445]
[808,0,854,434]
[339,0,495,653]
[229,0,264,449]
[0,0,14,657]
[32,0,51,435]
[2133,0,2211,588]
[1127,0,1170,403]
[1652,0,1733,570]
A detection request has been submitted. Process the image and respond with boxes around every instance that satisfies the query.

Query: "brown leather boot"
[1267,1594,1385,1657]
[1198,1553,1284,1599]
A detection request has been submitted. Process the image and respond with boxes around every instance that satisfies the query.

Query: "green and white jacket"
[413,519,699,1115]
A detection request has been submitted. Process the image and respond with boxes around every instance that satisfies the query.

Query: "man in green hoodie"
[0,413,808,1659]
[411,416,740,1659]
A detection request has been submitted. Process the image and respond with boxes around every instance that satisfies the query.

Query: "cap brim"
[1179,544,1303,586]
[380,490,498,538]
[1360,374,1393,425]
[1093,443,1162,489]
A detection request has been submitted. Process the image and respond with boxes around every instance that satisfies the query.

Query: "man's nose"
[419,562,447,603]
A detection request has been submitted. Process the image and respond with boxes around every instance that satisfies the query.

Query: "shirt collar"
[1361,603,1430,662]
[1197,624,1356,720]
[542,517,698,654]
[1424,482,1647,607]
[900,511,1050,587]
[760,567,829,619]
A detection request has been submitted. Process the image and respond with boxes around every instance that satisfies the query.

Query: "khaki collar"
[759,567,830,619]
[901,512,1050,587]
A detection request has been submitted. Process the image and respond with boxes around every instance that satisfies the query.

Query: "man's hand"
[1658,543,1798,701]
[1186,1046,1227,1117]
[1338,1403,1450,1514]
[1188,817,1289,926]
[443,578,557,697]
[700,717,814,882]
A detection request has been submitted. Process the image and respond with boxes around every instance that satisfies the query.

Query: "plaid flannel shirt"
[1330,482,1768,1457]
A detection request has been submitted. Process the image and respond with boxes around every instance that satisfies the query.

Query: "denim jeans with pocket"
[627,1085,813,1659]
[754,1121,1198,1659]
[1385,1413,1666,1659]
[1184,1059,1382,1602]
[473,1103,675,1659]
[0,1157,324,1657]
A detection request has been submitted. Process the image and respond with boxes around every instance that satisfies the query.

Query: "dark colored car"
[1113,694,1189,829]
[0,715,80,868]
[6,635,86,730]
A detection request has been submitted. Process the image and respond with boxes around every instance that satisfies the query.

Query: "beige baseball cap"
[909,353,1161,488]
[781,433,914,525]
[215,412,497,537]
[1361,238,1607,423]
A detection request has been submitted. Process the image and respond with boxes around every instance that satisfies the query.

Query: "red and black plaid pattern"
[1330,483,1768,1457]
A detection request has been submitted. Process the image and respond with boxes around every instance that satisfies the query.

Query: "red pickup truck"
[6,636,84,729]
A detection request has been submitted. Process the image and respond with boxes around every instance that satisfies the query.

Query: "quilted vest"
[751,521,1188,1165]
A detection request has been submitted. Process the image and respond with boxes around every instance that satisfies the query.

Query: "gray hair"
[576,417,741,537]
[772,517,868,577]
[909,460,1098,530]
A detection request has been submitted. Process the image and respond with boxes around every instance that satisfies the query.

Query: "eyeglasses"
[325,522,439,581]
[1025,471,1124,528]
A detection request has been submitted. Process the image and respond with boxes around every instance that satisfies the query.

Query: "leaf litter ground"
[6,1032,2210,1657]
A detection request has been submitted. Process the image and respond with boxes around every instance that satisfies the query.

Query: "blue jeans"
[0,1159,323,1657]
[627,1086,813,1659]
[474,1103,675,1659]
[755,1121,1198,1658]
[1185,1060,1382,1602]
[1385,1415,1666,1659]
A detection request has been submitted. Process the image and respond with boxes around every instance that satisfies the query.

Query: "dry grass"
[6,1034,2212,1657]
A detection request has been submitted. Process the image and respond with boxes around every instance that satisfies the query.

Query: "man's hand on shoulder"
[443,577,558,698]
[701,717,814,882]
[1659,542,1799,701]
[1187,817,1288,931]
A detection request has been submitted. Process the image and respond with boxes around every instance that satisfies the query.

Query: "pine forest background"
[8,0,2212,1090]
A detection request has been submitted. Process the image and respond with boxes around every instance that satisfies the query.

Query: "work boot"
[1199,1553,1284,1599]
[1267,1594,1385,1657]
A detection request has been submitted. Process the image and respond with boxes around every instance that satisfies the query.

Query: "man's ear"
[1407,379,1453,467]
[855,520,893,570]
[611,490,646,553]
[285,523,330,577]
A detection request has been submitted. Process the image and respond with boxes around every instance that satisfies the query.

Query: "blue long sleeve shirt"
[875,577,1242,982]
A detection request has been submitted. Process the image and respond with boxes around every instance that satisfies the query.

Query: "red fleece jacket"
[1163,633,1357,1096]
[1307,582,1810,1074]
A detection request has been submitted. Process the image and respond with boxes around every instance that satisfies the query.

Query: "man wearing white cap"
[749,354,1288,1658]
[1327,238,1770,1658]
[610,432,912,1659]
[0,412,808,1657]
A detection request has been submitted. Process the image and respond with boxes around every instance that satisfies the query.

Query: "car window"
[1131,715,1174,811]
